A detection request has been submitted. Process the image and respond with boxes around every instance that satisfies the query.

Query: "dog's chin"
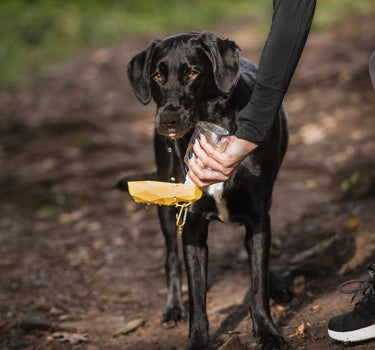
[158,128,191,140]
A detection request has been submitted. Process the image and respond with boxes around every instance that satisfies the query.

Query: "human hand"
[186,134,258,187]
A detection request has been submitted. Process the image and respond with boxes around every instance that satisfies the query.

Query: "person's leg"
[328,52,375,344]
[328,264,375,342]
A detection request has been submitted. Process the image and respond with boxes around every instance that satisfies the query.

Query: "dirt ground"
[0,14,375,350]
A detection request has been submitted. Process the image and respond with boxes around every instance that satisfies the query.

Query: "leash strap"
[175,202,192,236]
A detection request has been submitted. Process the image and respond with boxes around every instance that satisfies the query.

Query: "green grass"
[0,0,264,89]
[0,0,374,90]
[314,0,375,29]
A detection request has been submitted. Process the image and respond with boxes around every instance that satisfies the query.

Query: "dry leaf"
[348,218,359,230]
[295,321,306,336]
[218,335,247,350]
[112,319,145,337]
[52,332,89,344]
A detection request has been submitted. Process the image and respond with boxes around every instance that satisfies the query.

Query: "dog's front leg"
[158,206,187,328]
[245,214,291,350]
[182,213,210,350]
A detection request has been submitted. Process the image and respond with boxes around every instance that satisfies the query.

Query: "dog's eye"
[188,71,199,79]
[153,73,162,82]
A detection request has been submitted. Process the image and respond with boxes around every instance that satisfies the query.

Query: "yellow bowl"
[128,181,203,206]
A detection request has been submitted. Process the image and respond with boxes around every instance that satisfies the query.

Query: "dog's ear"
[127,40,160,105]
[198,32,241,96]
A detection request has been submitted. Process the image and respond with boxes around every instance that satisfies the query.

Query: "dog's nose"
[159,110,180,128]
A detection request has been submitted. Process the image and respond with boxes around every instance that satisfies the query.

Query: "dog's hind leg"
[158,205,187,328]
[245,214,291,350]
[182,213,210,350]
[269,271,294,304]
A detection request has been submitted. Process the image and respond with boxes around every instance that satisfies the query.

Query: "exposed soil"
[0,14,374,350]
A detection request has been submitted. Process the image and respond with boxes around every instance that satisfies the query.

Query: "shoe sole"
[328,324,375,342]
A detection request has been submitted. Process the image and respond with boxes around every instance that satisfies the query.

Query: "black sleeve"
[234,0,316,143]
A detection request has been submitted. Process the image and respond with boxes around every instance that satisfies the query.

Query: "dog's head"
[127,32,240,138]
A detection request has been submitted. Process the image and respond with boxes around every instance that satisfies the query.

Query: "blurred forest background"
[0,1,375,349]
[0,0,374,88]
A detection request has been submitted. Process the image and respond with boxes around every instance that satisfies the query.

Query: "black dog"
[119,32,290,350]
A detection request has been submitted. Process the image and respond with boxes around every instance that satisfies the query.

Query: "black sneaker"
[328,264,375,343]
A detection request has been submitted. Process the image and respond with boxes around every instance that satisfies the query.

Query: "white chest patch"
[206,182,233,224]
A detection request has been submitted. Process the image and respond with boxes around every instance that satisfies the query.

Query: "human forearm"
[235,0,317,143]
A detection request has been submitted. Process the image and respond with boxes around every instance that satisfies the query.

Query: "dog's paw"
[162,305,187,328]
[256,332,291,350]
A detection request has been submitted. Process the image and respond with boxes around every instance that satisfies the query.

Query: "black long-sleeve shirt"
[235,0,317,143]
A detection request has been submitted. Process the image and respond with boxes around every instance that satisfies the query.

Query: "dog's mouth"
[167,131,180,138]
[157,123,195,140]
[156,107,196,139]
[159,128,190,139]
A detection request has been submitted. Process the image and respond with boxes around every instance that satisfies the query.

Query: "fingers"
[185,134,257,188]
[187,134,233,187]
[187,154,228,187]
[192,135,231,176]
[185,167,208,188]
